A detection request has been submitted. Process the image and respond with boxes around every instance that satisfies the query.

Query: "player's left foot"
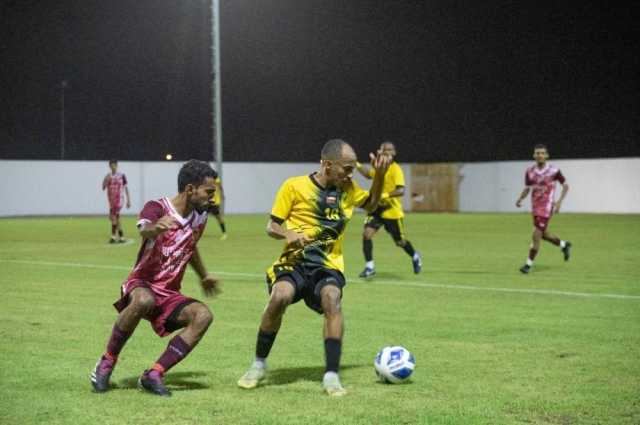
[519,264,531,274]
[412,252,423,274]
[220,233,228,241]
[562,241,572,261]
[90,355,115,393]
[138,369,171,397]
[109,237,117,244]
[323,372,347,397]
[237,362,266,389]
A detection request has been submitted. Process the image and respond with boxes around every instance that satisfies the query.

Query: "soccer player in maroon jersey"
[102,159,131,243]
[91,160,221,396]
[516,145,572,274]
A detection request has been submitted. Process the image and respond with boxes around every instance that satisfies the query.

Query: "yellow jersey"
[268,173,370,273]
[210,177,222,205]
[367,161,405,219]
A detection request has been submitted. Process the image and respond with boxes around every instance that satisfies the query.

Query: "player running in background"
[91,160,221,396]
[356,142,422,278]
[516,144,572,274]
[102,159,131,243]
[237,139,391,396]
[208,175,227,240]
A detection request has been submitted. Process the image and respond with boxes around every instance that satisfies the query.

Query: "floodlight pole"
[211,0,223,179]
[60,80,68,159]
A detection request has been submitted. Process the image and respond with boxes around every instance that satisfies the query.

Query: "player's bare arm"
[516,187,530,207]
[554,182,569,213]
[139,215,175,239]
[362,152,392,213]
[125,186,131,209]
[190,247,221,297]
[102,175,108,191]
[266,219,312,249]
[356,161,373,179]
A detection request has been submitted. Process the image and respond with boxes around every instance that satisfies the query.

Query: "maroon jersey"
[123,198,208,297]
[104,172,127,209]
[525,164,566,218]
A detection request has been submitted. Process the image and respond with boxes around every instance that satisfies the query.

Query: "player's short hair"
[321,139,349,160]
[109,159,118,165]
[381,141,396,150]
[533,144,548,151]
[177,159,218,192]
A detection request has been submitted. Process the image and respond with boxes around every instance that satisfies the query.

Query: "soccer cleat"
[323,372,347,397]
[91,355,115,393]
[109,237,117,244]
[519,264,531,274]
[219,233,228,241]
[237,363,266,389]
[562,241,572,261]
[138,369,171,397]
[412,252,423,274]
[358,267,376,279]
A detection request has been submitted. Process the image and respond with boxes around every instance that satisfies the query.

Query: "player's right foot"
[109,237,117,244]
[412,252,423,274]
[519,264,531,274]
[562,241,572,261]
[237,362,266,389]
[90,355,115,393]
[138,369,171,397]
[220,233,228,241]
[358,267,376,279]
[323,372,347,397]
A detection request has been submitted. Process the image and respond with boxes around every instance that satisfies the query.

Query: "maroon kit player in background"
[102,159,131,243]
[516,144,572,274]
[91,160,221,396]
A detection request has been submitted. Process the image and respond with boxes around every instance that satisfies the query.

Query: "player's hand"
[516,199,523,208]
[126,200,131,209]
[201,273,222,297]
[154,215,176,234]
[370,151,391,175]
[553,201,562,214]
[286,230,312,249]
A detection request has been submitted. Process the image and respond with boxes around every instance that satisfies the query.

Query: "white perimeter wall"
[458,158,640,214]
[0,158,638,216]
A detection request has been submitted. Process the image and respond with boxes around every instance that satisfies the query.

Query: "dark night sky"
[1,0,639,162]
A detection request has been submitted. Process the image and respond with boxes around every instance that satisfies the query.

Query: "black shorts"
[208,204,221,216]
[364,214,405,242]
[265,264,346,314]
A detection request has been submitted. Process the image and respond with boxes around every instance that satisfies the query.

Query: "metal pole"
[60,80,67,159]
[211,0,223,179]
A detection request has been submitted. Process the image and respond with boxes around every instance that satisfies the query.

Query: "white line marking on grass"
[3,259,640,301]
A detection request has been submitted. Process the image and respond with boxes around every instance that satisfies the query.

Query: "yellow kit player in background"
[237,139,391,396]
[356,141,422,278]
[207,176,227,240]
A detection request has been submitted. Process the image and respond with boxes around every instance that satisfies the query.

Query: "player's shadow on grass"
[265,364,364,386]
[118,371,209,392]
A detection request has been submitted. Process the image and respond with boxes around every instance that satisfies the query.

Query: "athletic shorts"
[113,280,198,337]
[265,264,346,314]
[364,214,405,242]
[533,215,551,232]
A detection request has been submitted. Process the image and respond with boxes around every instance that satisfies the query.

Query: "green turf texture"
[0,213,638,425]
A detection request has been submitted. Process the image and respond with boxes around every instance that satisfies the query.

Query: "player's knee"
[321,287,341,312]
[269,288,292,312]
[132,294,155,315]
[193,306,214,331]
[394,239,406,247]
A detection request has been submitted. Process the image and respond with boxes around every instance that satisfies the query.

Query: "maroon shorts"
[113,280,197,337]
[533,215,551,232]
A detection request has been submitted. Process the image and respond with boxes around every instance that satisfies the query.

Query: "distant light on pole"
[165,153,173,160]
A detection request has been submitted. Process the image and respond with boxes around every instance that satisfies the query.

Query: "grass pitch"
[0,213,639,425]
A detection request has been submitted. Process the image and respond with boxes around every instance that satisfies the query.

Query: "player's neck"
[169,194,192,217]
[535,162,547,169]
[314,170,328,189]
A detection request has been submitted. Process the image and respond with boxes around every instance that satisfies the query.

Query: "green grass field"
[1,213,639,425]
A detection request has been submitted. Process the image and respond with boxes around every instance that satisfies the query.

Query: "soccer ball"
[374,346,415,383]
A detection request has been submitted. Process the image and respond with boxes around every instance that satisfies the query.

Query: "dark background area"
[1,0,638,162]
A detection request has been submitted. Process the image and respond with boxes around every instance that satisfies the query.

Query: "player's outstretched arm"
[190,247,221,297]
[554,182,569,213]
[516,187,530,208]
[363,152,391,213]
[266,219,312,248]
[356,161,373,180]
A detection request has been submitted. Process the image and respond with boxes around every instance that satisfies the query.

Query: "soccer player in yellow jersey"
[356,142,422,278]
[237,139,391,396]
[207,176,227,240]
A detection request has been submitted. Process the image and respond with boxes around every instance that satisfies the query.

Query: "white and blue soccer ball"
[374,346,415,384]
